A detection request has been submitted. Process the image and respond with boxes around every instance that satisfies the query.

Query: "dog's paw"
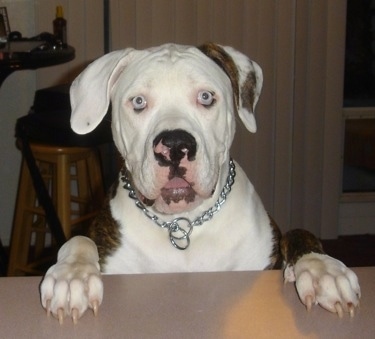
[40,236,103,324]
[284,253,361,317]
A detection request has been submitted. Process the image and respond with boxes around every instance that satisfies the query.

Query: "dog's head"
[70,43,262,215]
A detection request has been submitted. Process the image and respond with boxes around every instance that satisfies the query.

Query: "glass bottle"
[53,5,67,45]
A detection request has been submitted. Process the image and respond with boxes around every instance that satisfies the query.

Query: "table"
[0,267,374,338]
[0,40,75,85]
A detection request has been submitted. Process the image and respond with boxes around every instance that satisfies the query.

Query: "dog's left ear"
[198,43,263,133]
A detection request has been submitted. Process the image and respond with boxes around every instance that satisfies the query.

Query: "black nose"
[153,129,197,165]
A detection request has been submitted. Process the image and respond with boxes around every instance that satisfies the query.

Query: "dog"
[40,43,360,324]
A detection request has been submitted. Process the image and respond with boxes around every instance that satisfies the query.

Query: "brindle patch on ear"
[241,70,257,113]
[198,42,240,108]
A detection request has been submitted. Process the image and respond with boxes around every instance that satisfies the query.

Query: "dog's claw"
[57,308,65,325]
[45,299,51,317]
[72,308,79,324]
[348,303,355,317]
[335,302,344,318]
[305,295,313,312]
[92,300,99,316]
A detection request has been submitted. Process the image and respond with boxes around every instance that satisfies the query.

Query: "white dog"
[40,43,360,324]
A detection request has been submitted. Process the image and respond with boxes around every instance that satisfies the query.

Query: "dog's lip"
[159,177,196,205]
[138,178,192,206]
[163,177,191,189]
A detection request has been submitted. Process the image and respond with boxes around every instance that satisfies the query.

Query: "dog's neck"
[120,159,236,250]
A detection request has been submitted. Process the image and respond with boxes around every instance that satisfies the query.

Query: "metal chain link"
[121,159,236,250]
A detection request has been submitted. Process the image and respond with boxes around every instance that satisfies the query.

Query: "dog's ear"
[70,48,136,134]
[198,43,263,133]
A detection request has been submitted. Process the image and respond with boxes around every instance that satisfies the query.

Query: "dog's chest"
[103,182,274,274]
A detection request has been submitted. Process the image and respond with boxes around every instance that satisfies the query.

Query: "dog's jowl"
[40,43,360,324]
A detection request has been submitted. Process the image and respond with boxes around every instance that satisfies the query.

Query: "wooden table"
[0,267,374,338]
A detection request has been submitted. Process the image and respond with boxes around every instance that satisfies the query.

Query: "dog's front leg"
[281,229,361,317]
[40,236,103,324]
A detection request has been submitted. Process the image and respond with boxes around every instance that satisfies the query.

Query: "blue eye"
[131,95,147,111]
[198,91,215,107]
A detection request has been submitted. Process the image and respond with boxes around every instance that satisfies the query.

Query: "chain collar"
[121,159,236,250]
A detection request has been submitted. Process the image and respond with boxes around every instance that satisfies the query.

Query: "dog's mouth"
[160,177,196,204]
[138,175,198,213]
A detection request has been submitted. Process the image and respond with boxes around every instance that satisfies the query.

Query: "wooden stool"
[7,142,105,276]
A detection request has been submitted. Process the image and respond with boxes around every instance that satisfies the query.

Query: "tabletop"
[0,267,374,339]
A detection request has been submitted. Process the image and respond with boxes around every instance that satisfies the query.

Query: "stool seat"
[7,140,105,276]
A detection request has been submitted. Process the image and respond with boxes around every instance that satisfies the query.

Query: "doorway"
[340,0,375,235]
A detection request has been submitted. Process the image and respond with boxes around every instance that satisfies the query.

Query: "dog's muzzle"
[153,129,197,166]
[153,129,198,206]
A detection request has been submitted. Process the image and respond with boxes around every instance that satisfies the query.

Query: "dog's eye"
[197,91,215,107]
[131,95,147,112]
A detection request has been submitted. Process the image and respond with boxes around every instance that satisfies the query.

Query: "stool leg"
[86,149,105,209]
[8,160,37,275]
[75,158,90,216]
[9,145,106,276]
[33,161,51,258]
[56,154,71,239]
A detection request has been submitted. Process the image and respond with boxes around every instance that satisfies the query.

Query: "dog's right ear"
[198,43,262,133]
[70,48,136,134]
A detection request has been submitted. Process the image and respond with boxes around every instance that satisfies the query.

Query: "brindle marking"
[198,43,240,109]
[241,70,258,113]
[89,179,122,268]
[280,229,325,266]
[267,216,282,270]
[88,178,323,271]
[198,42,259,114]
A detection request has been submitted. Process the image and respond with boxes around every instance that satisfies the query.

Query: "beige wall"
[0,0,348,245]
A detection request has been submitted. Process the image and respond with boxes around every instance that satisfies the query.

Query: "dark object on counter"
[53,5,67,45]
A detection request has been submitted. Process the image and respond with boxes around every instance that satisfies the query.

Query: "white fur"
[284,253,361,316]
[105,161,273,274]
[40,237,103,322]
[40,43,360,323]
